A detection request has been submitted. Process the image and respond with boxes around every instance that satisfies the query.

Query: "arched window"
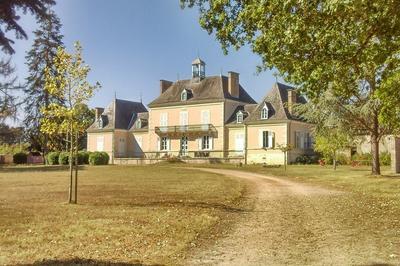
[261,104,269,119]
[181,90,188,101]
[135,119,141,129]
[236,111,243,123]
[97,117,103,128]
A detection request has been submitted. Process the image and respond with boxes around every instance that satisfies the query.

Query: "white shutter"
[167,138,171,151]
[180,111,188,126]
[97,136,104,151]
[300,132,305,149]
[157,137,160,151]
[258,130,263,148]
[198,137,202,150]
[268,132,275,148]
[209,137,213,150]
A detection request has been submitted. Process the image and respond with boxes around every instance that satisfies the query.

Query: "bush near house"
[78,151,90,165]
[58,152,70,165]
[46,152,60,165]
[88,151,109,165]
[350,152,391,166]
[13,152,28,164]
[294,154,319,165]
[380,152,391,166]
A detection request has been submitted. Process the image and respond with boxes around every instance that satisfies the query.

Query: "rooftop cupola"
[191,57,205,82]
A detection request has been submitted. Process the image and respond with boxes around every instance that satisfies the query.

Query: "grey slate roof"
[148,75,256,107]
[226,104,257,125]
[87,99,148,131]
[245,82,307,123]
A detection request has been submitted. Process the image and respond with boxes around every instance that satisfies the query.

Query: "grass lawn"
[0,165,247,265]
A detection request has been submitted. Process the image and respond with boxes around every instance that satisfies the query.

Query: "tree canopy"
[182,0,400,175]
[0,0,55,54]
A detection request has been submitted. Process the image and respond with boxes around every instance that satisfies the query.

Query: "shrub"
[46,152,59,165]
[78,151,90,165]
[380,152,391,166]
[58,152,70,165]
[324,154,351,165]
[89,151,109,165]
[13,152,27,164]
[295,154,319,164]
[352,153,372,166]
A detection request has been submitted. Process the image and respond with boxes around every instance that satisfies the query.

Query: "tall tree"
[182,0,400,175]
[0,58,20,122]
[41,42,100,204]
[0,0,55,54]
[23,9,63,154]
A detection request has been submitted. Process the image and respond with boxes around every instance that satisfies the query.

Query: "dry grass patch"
[0,165,247,265]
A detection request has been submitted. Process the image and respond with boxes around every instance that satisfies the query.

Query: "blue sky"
[10,0,277,118]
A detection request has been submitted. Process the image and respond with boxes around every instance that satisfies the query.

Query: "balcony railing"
[155,124,217,138]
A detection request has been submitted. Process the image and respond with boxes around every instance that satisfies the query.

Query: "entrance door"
[180,136,188,156]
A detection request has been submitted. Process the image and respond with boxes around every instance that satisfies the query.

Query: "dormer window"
[135,119,141,129]
[261,104,269,119]
[236,111,244,123]
[181,90,188,101]
[97,117,103,128]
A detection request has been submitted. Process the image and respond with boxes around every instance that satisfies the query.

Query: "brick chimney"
[95,107,104,119]
[228,71,239,98]
[160,80,173,94]
[287,89,297,113]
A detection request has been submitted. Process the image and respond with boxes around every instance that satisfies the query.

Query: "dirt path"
[187,168,398,266]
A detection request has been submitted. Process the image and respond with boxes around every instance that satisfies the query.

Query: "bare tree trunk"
[74,132,79,203]
[69,130,74,204]
[371,132,381,175]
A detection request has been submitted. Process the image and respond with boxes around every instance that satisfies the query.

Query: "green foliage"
[182,0,400,175]
[295,154,319,165]
[324,154,351,165]
[0,143,29,155]
[13,152,27,164]
[46,151,59,165]
[380,152,391,166]
[313,130,352,166]
[78,151,90,165]
[88,152,109,165]
[58,152,69,165]
[352,153,372,165]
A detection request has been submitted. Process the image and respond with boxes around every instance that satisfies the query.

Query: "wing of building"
[87,58,314,164]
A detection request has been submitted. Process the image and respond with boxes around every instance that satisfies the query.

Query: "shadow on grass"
[0,165,86,173]
[17,258,163,266]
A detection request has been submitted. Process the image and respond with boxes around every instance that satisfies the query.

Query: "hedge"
[58,152,70,165]
[46,152,60,165]
[13,152,27,164]
[78,151,90,165]
[89,151,109,165]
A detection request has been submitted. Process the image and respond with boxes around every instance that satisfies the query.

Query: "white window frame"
[160,113,168,128]
[96,136,104,151]
[201,135,211,150]
[261,104,269,119]
[135,119,141,129]
[179,111,188,126]
[160,137,169,151]
[181,90,188,101]
[236,111,243,123]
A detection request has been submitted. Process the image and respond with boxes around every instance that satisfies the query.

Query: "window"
[97,118,103,128]
[202,135,210,150]
[295,132,312,149]
[160,137,168,151]
[236,111,243,123]
[260,131,274,148]
[179,111,188,126]
[181,90,188,101]
[96,136,104,151]
[261,105,269,119]
[160,113,168,127]
[135,119,141,129]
